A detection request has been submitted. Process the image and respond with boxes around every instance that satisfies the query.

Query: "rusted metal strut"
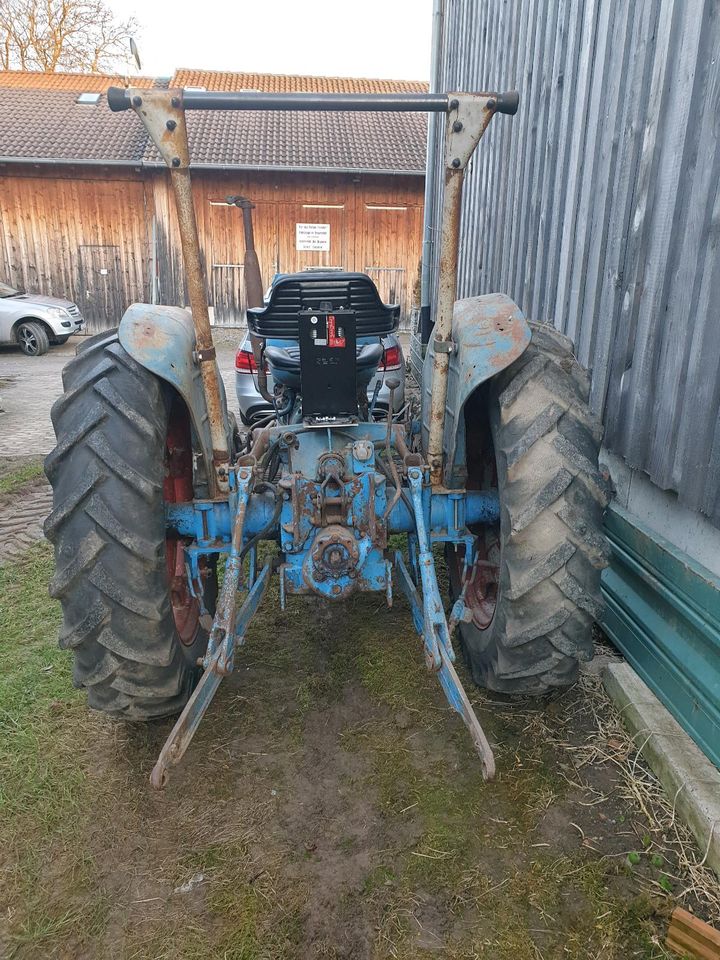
[426,94,508,485]
[400,467,495,779]
[116,89,231,495]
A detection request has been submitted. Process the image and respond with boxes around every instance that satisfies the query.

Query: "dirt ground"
[2,528,718,960]
[1,342,717,960]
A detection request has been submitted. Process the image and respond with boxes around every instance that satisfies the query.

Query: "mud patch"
[0,458,51,566]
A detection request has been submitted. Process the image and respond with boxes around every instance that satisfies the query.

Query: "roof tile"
[171,68,427,95]
[0,69,427,172]
[0,69,156,91]
[0,88,146,163]
[144,110,426,172]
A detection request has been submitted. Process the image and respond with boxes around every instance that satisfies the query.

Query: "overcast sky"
[111,0,433,81]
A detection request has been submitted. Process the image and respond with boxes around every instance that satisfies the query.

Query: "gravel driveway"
[0,333,240,563]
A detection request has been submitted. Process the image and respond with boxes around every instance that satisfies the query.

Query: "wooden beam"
[666,907,720,960]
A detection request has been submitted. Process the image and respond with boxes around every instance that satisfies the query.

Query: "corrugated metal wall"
[433,0,720,526]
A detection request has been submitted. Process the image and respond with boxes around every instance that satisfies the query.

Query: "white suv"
[0,282,84,356]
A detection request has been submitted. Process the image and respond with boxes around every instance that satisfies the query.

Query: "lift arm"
[395,467,496,780]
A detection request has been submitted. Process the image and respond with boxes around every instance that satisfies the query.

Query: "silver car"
[235,331,406,425]
[0,282,84,356]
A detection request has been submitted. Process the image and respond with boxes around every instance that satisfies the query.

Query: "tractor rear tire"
[448,322,611,695]
[44,329,216,719]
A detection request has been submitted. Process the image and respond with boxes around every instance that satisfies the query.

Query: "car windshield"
[0,282,20,298]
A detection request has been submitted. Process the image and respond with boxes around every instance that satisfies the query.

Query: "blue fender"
[421,293,531,487]
[118,304,233,487]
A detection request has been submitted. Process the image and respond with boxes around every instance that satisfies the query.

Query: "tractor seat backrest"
[246,272,399,339]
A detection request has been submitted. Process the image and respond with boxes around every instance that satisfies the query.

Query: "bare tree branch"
[0,0,138,73]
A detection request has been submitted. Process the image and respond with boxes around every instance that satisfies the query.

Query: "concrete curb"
[602,661,720,878]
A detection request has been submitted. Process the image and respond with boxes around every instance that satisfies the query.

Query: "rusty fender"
[421,293,531,488]
[118,303,234,494]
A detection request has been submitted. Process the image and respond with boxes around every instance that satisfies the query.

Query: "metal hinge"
[433,337,454,354]
[193,346,217,363]
[445,94,496,171]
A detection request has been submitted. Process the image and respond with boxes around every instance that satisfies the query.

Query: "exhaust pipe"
[226,196,273,404]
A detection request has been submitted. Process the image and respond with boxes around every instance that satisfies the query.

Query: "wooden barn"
[0,69,426,331]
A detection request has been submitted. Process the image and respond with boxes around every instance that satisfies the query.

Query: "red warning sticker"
[327,314,345,348]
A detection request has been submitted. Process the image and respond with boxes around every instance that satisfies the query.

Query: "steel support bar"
[122,88,230,493]
[108,87,519,115]
[172,165,230,491]
[149,647,224,790]
[406,468,454,668]
[436,651,496,780]
[426,168,462,485]
[394,550,495,780]
[111,89,445,113]
[402,466,495,777]
[183,91,450,111]
[426,95,498,485]
[205,469,253,667]
[149,561,272,790]
[150,471,257,789]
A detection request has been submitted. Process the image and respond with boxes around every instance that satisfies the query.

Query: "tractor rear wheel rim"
[451,531,500,631]
[164,400,202,647]
[464,532,500,630]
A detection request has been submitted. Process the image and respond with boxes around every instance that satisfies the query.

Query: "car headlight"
[47,306,69,319]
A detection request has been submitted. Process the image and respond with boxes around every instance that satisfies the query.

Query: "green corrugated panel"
[601,503,720,769]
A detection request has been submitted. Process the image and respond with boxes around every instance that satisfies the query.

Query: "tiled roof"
[0,69,156,91]
[0,88,146,163]
[142,110,426,173]
[0,69,427,172]
[172,68,428,95]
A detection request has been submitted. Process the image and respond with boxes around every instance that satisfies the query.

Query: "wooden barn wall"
[147,169,424,328]
[433,0,720,525]
[0,165,423,333]
[0,166,151,331]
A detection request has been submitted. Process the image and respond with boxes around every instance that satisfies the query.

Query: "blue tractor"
[44,87,609,787]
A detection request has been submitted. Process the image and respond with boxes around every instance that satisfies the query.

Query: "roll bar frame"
[107,85,519,489]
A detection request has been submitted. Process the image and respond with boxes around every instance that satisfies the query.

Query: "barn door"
[207,202,242,326]
[359,203,423,330]
[276,202,347,274]
[211,264,246,326]
[78,244,123,332]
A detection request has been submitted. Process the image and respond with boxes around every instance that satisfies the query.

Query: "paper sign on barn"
[296,222,331,252]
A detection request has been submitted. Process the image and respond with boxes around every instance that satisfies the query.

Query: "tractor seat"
[248,272,399,339]
[265,342,384,388]
[264,344,301,373]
